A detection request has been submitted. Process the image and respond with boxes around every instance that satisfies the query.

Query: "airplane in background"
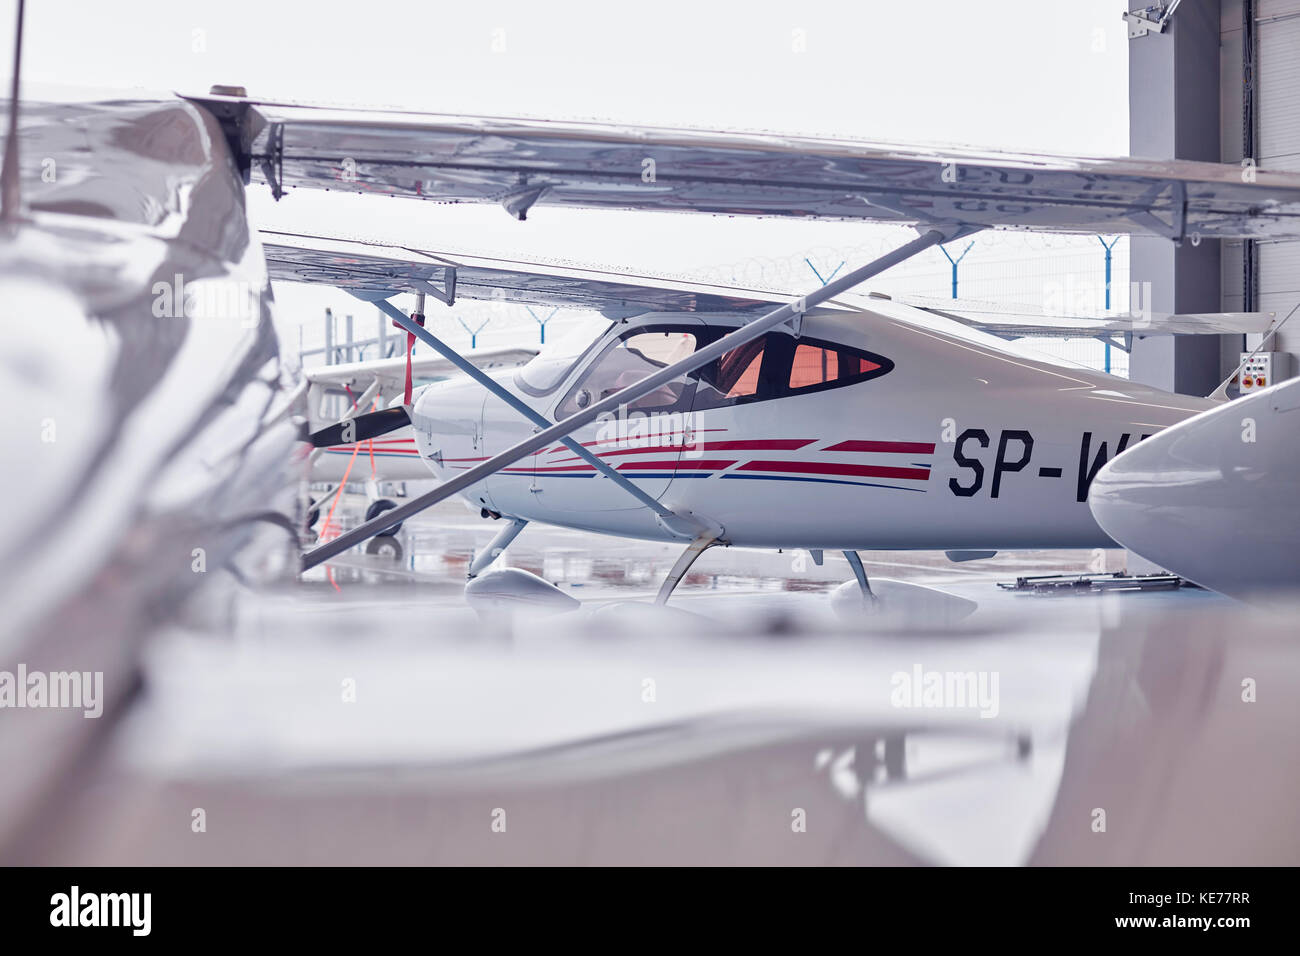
[275,232,1270,602]
[299,345,535,536]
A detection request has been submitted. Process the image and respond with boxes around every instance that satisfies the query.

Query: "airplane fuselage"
[410,305,1214,551]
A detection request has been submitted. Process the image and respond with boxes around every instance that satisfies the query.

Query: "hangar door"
[1257,1,1300,354]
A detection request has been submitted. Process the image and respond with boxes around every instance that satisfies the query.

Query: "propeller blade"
[305,406,410,448]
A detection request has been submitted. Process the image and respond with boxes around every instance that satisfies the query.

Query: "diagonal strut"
[302,228,951,571]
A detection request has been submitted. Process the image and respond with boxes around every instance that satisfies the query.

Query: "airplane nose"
[1087,438,1192,571]
[411,379,484,466]
[1089,380,1300,598]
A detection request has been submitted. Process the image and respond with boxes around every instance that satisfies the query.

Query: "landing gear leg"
[467,518,529,579]
[655,533,720,605]
[844,550,876,607]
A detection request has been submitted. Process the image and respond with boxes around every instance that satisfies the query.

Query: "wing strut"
[368,296,684,525]
[302,228,954,571]
[0,0,25,223]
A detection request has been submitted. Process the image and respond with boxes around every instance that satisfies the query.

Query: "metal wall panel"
[1257,1,1300,355]
[1259,7,1300,170]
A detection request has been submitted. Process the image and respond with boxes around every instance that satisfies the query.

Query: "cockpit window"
[542,321,893,417]
[514,315,611,396]
[691,329,892,407]
[691,333,780,410]
[557,328,699,418]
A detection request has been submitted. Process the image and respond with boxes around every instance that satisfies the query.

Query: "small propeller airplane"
[280,231,1268,602]
[300,344,535,535]
[222,90,1300,604]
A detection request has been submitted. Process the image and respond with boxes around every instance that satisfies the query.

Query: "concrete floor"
[9,493,1300,866]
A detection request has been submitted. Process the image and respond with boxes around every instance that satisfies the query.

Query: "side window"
[557,328,699,418]
[691,333,781,411]
[790,343,838,389]
[783,338,891,395]
[689,330,891,410]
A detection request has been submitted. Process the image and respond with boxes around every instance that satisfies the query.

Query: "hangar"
[0,0,1298,886]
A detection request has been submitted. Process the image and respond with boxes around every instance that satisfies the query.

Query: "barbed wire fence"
[694,231,1132,376]
[300,232,1132,378]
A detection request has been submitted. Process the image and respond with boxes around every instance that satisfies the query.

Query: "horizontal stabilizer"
[304,343,538,393]
[901,295,1276,338]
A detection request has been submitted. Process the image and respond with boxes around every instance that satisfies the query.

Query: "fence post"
[1098,236,1120,374]
[940,241,975,298]
[526,306,559,344]
[458,316,491,349]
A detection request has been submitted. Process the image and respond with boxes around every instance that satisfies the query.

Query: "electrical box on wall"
[1236,352,1293,396]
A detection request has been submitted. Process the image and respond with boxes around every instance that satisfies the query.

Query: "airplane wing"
[304,344,539,394]
[269,232,1275,342]
[192,93,1300,240]
[891,295,1278,338]
[263,230,791,316]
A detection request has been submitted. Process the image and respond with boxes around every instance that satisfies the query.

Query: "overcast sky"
[5,1,1131,358]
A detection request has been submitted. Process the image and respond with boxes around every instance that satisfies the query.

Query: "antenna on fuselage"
[0,0,26,225]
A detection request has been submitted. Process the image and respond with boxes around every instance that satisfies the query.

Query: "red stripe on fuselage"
[617,459,737,471]
[738,460,930,481]
[504,463,600,473]
[330,445,421,455]
[543,428,728,455]
[548,438,813,463]
[825,440,936,454]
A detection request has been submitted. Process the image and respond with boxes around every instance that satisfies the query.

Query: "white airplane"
[220,91,1300,603]
[303,347,538,479]
[285,243,1255,599]
[300,345,535,533]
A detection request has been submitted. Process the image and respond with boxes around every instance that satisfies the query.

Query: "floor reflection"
[10,494,1298,866]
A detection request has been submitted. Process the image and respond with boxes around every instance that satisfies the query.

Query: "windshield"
[514,314,612,395]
